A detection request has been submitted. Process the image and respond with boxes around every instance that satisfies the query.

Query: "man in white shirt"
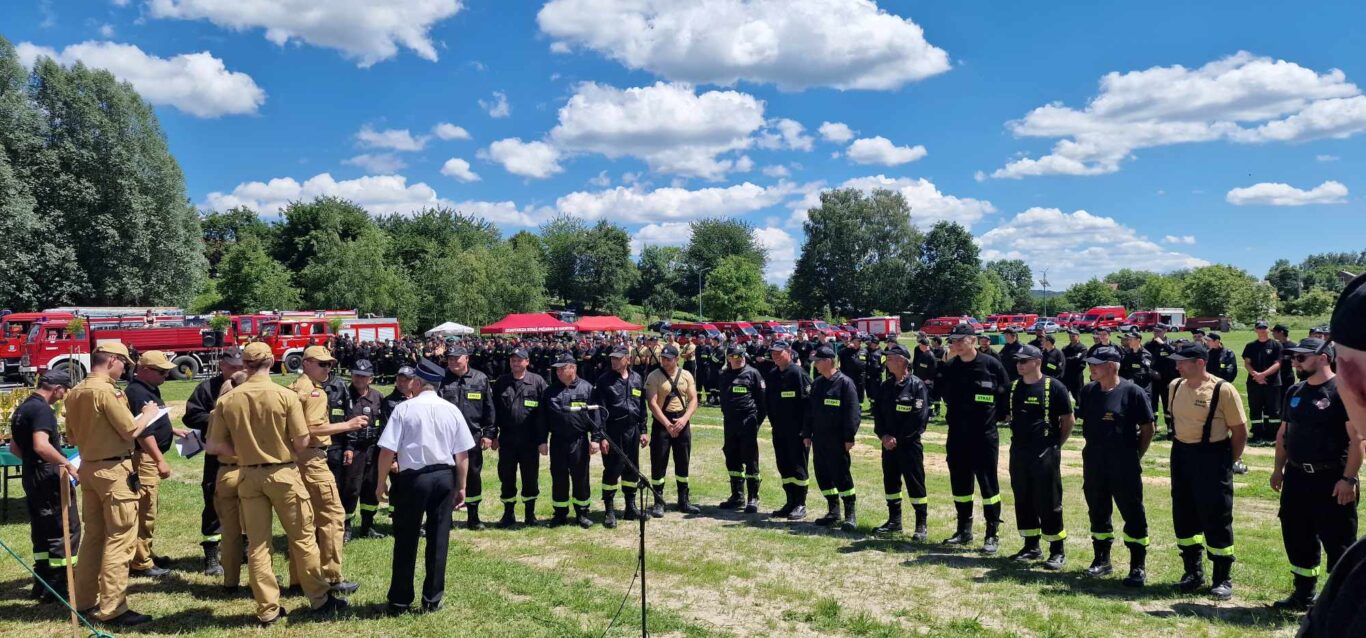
[376,358,475,615]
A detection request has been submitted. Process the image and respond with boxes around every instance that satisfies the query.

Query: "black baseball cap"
[1003,326,1020,335]
[1190,328,1206,336]
[550,353,577,368]
[1272,324,1290,335]
[1332,272,1365,350]
[510,348,529,359]
[884,344,911,359]
[1153,323,1169,333]
[726,345,747,357]
[1084,346,1122,364]
[415,359,445,384]
[447,346,469,358]
[396,365,417,378]
[947,324,976,340]
[660,345,679,359]
[1288,337,1332,356]
[813,346,836,360]
[219,346,244,365]
[39,368,74,388]
[1169,342,1210,361]
[1255,320,1270,329]
[351,359,375,377]
[916,337,929,346]
[1093,325,1111,334]
[768,341,791,352]
[1207,332,1223,342]
[1013,345,1043,360]
[609,346,629,358]
[1066,327,1080,335]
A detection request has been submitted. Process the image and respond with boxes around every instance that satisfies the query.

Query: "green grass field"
[0,330,1322,637]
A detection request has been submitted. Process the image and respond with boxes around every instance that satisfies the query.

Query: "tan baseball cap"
[303,345,336,363]
[138,350,176,371]
[242,342,273,363]
[94,341,131,359]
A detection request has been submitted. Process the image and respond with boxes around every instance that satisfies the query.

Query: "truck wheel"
[170,355,201,380]
[284,353,303,373]
[60,362,87,384]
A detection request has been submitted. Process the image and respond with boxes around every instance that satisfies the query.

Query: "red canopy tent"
[574,315,644,332]
[480,313,575,334]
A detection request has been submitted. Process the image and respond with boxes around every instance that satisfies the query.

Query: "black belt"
[243,461,292,468]
[1287,460,1344,475]
[218,463,238,468]
[87,455,131,463]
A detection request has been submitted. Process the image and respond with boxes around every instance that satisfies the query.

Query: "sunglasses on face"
[317,361,334,368]
[1293,353,1319,363]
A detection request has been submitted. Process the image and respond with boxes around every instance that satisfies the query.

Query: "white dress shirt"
[377,390,476,470]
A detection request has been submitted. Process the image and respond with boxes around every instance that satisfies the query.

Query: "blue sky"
[6,1,1364,288]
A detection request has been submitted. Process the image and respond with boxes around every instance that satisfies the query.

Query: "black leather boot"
[603,494,618,529]
[874,500,903,534]
[814,495,842,526]
[1176,547,1206,593]
[1087,541,1113,577]
[719,477,744,509]
[1271,574,1317,611]
[840,495,858,531]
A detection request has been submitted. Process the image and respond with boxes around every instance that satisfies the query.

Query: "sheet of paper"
[155,406,173,422]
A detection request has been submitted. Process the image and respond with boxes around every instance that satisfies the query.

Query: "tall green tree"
[1138,275,1185,309]
[540,215,589,305]
[985,259,1034,312]
[377,208,500,273]
[1063,278,1119,310]
[273,197,375,274]
[296,227,417,325]
[633,245,686,305]
[1182,265,1255,317]
[1103,269,1158,310]
[413,241,546,330]
[972,270,1011,318]
[216,236,300,312]
[1265,259,1303,302]
[1230,281,1278,324]
[700,255,767,320]
[683,217,768,275]
[201,207,273,277]
[911,221,980,317]
[789,188,921,317]
[578,221,636,314]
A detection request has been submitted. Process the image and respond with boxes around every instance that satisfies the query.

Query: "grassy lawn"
[0,330,1317,637]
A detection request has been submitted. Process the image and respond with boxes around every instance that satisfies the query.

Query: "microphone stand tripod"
[580,405,653,638]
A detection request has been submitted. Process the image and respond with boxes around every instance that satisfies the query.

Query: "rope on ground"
[0,536,115,638]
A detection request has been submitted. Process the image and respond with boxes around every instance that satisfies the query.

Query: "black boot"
[814,495,842,526]
[622,489,640,521]
[982,522,1000,555]
[1123,544,1147,588]
[718,477,745,509]
[1043,540,1066,571]
[343,519,353,543]
[549,507,570,528]
[466,503,485,530]
[943,502,974,545]
[523,499,538,526]
[1272,574,1317,611]
[498,503,518,529]
[744,477,761,514]
[787,485,808,520]
[603,494,618,529]
[1086,541,1113,577]
[203,543,223,577]
[1010,536,1042,562]
[840,496,858,531]
[650,486,666,518]
[30,564,48,600]
[359,510,385,538]
[874,500,903,534]
[575,505,594,529]
[1176,547,1206,593]
[911,504,928,542]
[1209,555,1234,600]
[677,483,701,515]
[772,484,796,518]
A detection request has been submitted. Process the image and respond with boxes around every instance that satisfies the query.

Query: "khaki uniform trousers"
[130,454,161,571]
[74,459,138,621]
[213,464,245,587]
[239,463,331,623]
[293,447,345,585]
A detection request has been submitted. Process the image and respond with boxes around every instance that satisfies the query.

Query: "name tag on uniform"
[331,408,346,416]
[524,399,539,408]
[731,386,748,394]
[467,392,483,400]
[630,388,642,397]
[571,401,586,408]
[974,394,994,403]
[780,390,796,398]
[1130,363,1140,368]
[1160,352,1170,357]
[1025,397,1040,405]
[895,404,913,412]
[824,398,841,406]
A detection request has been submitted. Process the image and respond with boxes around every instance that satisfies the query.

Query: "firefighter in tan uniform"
[205,342,349,625]
[288,345,364,594]
[67,342,161,626]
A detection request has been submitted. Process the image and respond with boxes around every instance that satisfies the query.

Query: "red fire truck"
[1,312,75,378]
[223,309,359,344]
[19,315,224,383]
[257,316,401,373]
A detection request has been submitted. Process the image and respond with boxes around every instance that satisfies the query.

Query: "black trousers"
[811,432,854,497]
[1082,444,1148,546]
[1150,378,1171,433]
[881,436,925,504]
[22,463,81,570]
[1247,382,1283,441]
[1063,374,1084,401]
[772,423,810,490]
[722,412,761,484]
[946,429,1002,526]
[601,424,642,498]
[1171,441,1235,558]
[550,432,591,510]
[466,444,485,505]
[387,466,454,608]
[201,453,222,545]
[1280,466,1359,578]
[649,414,691,492]
[340,444,381,517]
[1009,443,1065,540]
[497,439,541,504]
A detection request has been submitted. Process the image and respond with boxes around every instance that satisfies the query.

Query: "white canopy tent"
[425,321,474,337]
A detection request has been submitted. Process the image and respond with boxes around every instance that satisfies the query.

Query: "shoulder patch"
[114,390,124,398]
[311,390,322,397]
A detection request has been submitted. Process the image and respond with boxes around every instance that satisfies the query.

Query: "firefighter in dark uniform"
[181,346,245,576]
[706,337,725,406]
[1062,328,1088,398]
[439,347,496,530]
[1145,324,1177,439]
[323,370,352,495]
[1005,346,1075,570]
[341,359,385,541]
[11,369,78,602]
[1077,346,1155,587]
[1040,335,1066,381]
[865,337,886,402]
[1167,341,1247,600]
[1274,325,1297,388]
[593,346,647,528]
[493,349,549,527]
[764,341,811,519]
[838,334,868,408]
[696,338,714,406]
[999,328,1024,383]
[718,346,768,513]
[541,353,604,528]
[872,344,932,540]
[1205,332,1239,382]
[913,338,941,419]
[802,346,861,531]
[937,324,1010,554]
[1244,320,1285,445]
[378,366,416,522]
[1118,329,1155,400]
[1269,337,1360,610]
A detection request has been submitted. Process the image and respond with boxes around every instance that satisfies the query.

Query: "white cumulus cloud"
[203,172,449,216]
[355,126,427,152]
[1162,235,1197,245]
[144,0,462,67]
[630,222,693,255]
[342,153,406,174]
[557,181,796,224]
[845,136,927,165]
[757,118,814,151]
[480,91,510,118]
[433,122,471,140]
[536,0,950,91]
[482,138,563,179]
[1225,180,1349,206]
[818,121,855,143]
[787,175,994,229]
[16,40,264,117]
[440,157,480,182]
[751,226,797,283]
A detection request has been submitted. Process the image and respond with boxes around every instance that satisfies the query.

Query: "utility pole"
[1040,269,1051,318]
[697,267,711,322]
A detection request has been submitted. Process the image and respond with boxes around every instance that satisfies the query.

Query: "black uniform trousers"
[497,440,541,504]
[1247,382,1283,441]
[22,463,81,572]
[812,431,855,497]
[387,465,454,609]
[722,413,761,483]
[340,444,382,518]
[201,453,222,545]
[772,423,810,491]
[1150,380,1172,433]
[601,420,642,498]
[1009,443,1064,540]
[550,433,592,510]
[1081,444,1148,546]
[649,412,691,493]
[465,444,485,506]
[1280,466,1358,578]
[946,430,1002,526]
[1170,440,1235,558]
[881,436,926,504]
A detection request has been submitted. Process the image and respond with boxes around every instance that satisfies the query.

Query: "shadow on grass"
[1149,602,1300,629]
